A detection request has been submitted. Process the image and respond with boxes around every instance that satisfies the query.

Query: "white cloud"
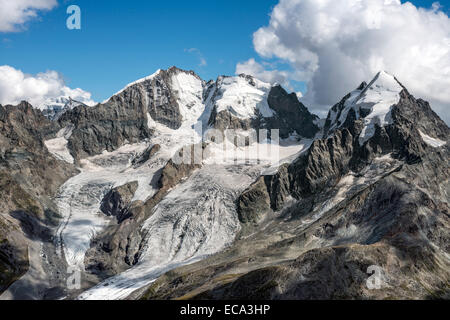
[0,0,58,32]
[235,58,291,87]
[248,0,450,123]
[185,48,207,67]
[0,65,96,109]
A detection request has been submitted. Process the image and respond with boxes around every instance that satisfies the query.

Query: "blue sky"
[0,0,448,103]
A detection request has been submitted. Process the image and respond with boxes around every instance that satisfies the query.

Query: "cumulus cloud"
[247,0,450,122]
[0,0,58,32]
[0,65,96,109]
[235,58,291,88]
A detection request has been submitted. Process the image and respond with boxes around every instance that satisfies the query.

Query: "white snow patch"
[170,72,205,124]
[419,130,446,148]
[212,76,274,119]
[44,126,74,164]
[357,72,403,145]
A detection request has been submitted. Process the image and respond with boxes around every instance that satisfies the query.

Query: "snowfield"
[212,75,275,119]
[45,126,75,164]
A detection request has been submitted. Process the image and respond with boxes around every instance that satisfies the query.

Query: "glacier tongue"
[77,164,261,300]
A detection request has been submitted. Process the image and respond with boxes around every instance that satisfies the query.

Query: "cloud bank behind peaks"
[0,65,96,109]
[236,58,291,88]
[249,0,450,122]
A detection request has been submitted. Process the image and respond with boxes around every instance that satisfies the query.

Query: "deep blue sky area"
[0,0,447,102]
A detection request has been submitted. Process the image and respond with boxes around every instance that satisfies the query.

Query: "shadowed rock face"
[100,182,139,223]
[57,98,153,160]
[0,102,77,292]
[266,85,319,139]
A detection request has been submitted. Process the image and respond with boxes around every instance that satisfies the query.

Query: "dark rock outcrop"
[100,182,138,223]
[266,85,319,139]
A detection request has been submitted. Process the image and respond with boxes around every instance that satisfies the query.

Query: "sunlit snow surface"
[419,130,447,148]
[212,75,274,119]
[44,126,75,164]
[327,71,403,146]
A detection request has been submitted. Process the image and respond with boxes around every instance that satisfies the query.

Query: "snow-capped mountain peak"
[207,74,274,119]
[325,71,404,145]
[40,96,90,120]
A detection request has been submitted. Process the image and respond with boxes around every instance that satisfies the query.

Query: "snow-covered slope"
[326,71,404,145]
[419,130,447,148]
[207,75,275,119]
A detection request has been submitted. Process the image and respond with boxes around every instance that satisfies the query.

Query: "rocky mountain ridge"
[0,68,448,300]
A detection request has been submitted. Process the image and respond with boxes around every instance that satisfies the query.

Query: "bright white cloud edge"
[0,65,96,109]
[237,0,450,124]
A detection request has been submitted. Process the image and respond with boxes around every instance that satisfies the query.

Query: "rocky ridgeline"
[238,78,449,224]
[54,67,319,161]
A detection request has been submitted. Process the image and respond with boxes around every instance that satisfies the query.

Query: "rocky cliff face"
[0,102,77,293]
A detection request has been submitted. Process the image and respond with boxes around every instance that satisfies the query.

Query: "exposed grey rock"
[57,67,204,160]
[132,144,161,166]
[100,182,138,223]
[0,102,76,294]
[266,85,319,139]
